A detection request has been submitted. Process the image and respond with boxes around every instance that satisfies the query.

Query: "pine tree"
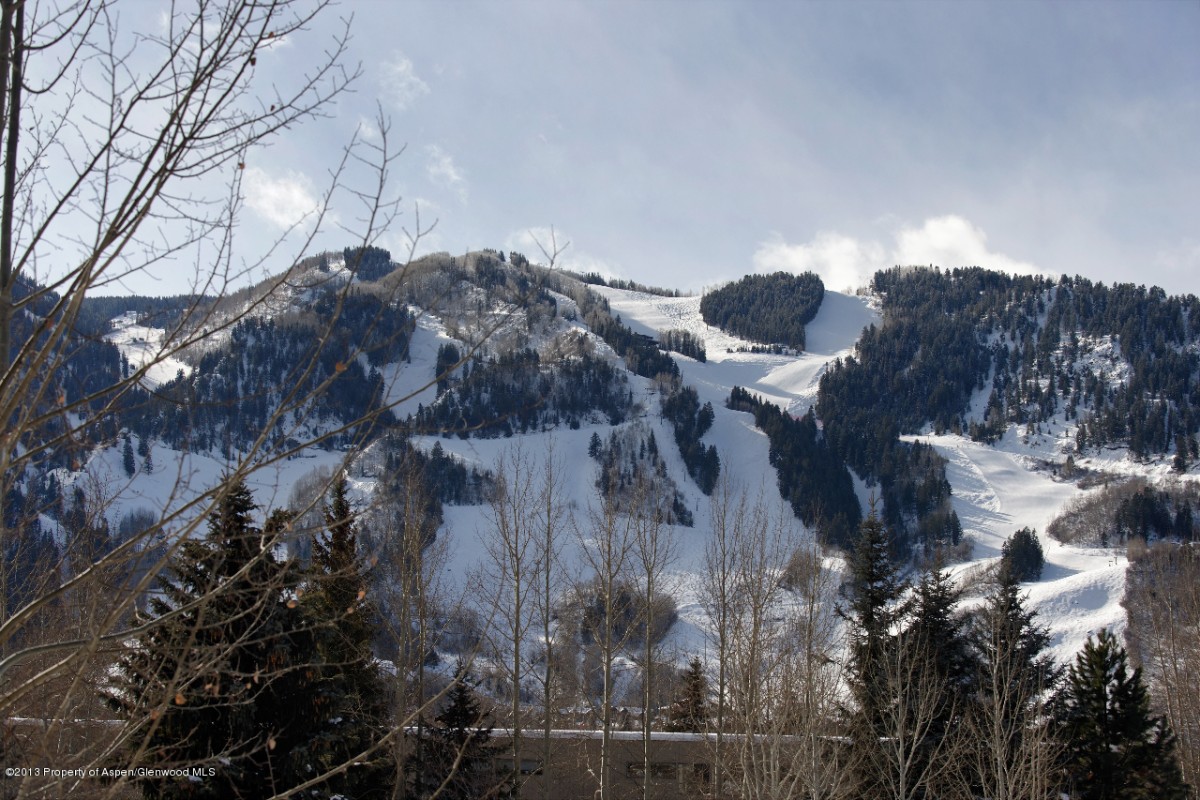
[136,435,153,474]
[3,488,59,615]
[909,565,975,690]
[974,568,1057,713]
[1173,432,1189,474]
[840,510,909,794]
[1001,527,1045,582]
[122,434,136,478]
[666,657,710,733]
[1054,629,1189,800]
[105,479,322,800]
[842,511,907,709]
[406,660,515,800]
[969,565,1060,800]
[1174,500,1194,541]
[301,475,394,798]
[902,565,977,794]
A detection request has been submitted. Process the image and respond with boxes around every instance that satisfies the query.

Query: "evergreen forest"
[700,271,825,349]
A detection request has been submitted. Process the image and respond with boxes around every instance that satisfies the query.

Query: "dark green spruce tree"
[973,566,1057,717]
[300,474,394,798]
[1001,527,1045,582]
[901,563,977,796]
[969,562,1059,800]
[839,509,909,796]
[122,434,137,478]
[105,479,321,800]
[1054,628,1189,800]
[666,656,710,733]
[406,659,515,800]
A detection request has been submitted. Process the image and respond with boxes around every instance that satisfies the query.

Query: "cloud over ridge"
[755,215,1044,292]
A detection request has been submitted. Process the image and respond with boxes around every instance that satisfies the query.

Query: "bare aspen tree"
[701,481,850,800]
[725,495,786,800]
[575,476,638,800]
[368,457,452,800]
[1124,542,1200,790]
[774,541,850,800]
[477,445,540,792]
[701,475,749,799]
[473,437,572,799]
[630,476,677,800]
[1,0,343,663]
[869,630,964,800]
[0,2,444,796]
[725,497,845,800]
[967,642,1059,800]
[531,441,571,800]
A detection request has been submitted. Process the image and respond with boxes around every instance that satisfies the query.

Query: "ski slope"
[93,282,1137,673]
[597,286,1129,665]
[107,312,192,389]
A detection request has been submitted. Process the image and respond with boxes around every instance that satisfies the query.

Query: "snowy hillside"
[88,268,1172,675]
[413,282,1137,667]
[106,312,191,389]
[593,286,1134,666]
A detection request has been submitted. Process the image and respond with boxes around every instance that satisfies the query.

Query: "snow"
[375,307,451,417]
[594,285,1131,668]
[84,280,1155,679]
[911,433,1126,663]
[106,312,191,388]
[64,431,348,551]
[593,287,878,417]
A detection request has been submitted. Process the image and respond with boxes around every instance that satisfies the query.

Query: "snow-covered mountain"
[40,251,1200,675]
[584,285,1139,666]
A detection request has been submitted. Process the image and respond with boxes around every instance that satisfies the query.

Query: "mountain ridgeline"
[7,246,732,609]
[17,254,1200,575]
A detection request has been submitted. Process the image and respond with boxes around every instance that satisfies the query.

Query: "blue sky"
[237,0,1199,295]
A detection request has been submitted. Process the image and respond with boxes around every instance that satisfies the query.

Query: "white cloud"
[381,53,430,111]
[243,167,320,229]
[425,145,467,203]
[892,215,1042,277]
[754,215,1044,292]
[754,231,886,294]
